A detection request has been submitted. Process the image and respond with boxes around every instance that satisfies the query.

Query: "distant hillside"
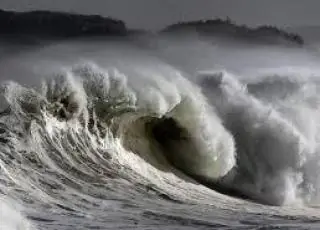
[163,19,304,46]
[287,26,320,43]
[0,9,128,38]
[0,9,305,46]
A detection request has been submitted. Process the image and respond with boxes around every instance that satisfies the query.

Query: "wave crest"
[1,62,320,209]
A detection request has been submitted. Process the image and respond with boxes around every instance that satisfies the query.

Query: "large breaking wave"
[1,57,320,228]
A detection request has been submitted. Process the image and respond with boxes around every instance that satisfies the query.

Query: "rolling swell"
[1,61,320,229]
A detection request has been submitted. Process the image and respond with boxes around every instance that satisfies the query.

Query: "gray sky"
[0,0,319,30]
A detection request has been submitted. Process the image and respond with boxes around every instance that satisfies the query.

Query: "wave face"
[1,42,320,229]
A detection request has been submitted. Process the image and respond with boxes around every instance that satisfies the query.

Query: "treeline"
[0,9,128,37]
[164,18,304,45]
[0,9,304,45]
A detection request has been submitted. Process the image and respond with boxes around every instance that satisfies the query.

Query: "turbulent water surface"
[1,37,320,230]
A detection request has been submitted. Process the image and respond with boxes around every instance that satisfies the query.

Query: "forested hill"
[163,19,304,46]
[0,9,128,37]
[0,10,305,46]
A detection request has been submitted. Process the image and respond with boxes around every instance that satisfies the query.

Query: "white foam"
[0,197,34,230]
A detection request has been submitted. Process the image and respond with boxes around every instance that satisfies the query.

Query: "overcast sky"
[0,0,319,30]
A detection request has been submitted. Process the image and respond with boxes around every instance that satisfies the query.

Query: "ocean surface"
[0,37,320,230]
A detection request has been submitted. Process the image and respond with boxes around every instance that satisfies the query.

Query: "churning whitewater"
[1,43,320,229]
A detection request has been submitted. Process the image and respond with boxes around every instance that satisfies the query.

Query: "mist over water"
[1,36,320,229]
